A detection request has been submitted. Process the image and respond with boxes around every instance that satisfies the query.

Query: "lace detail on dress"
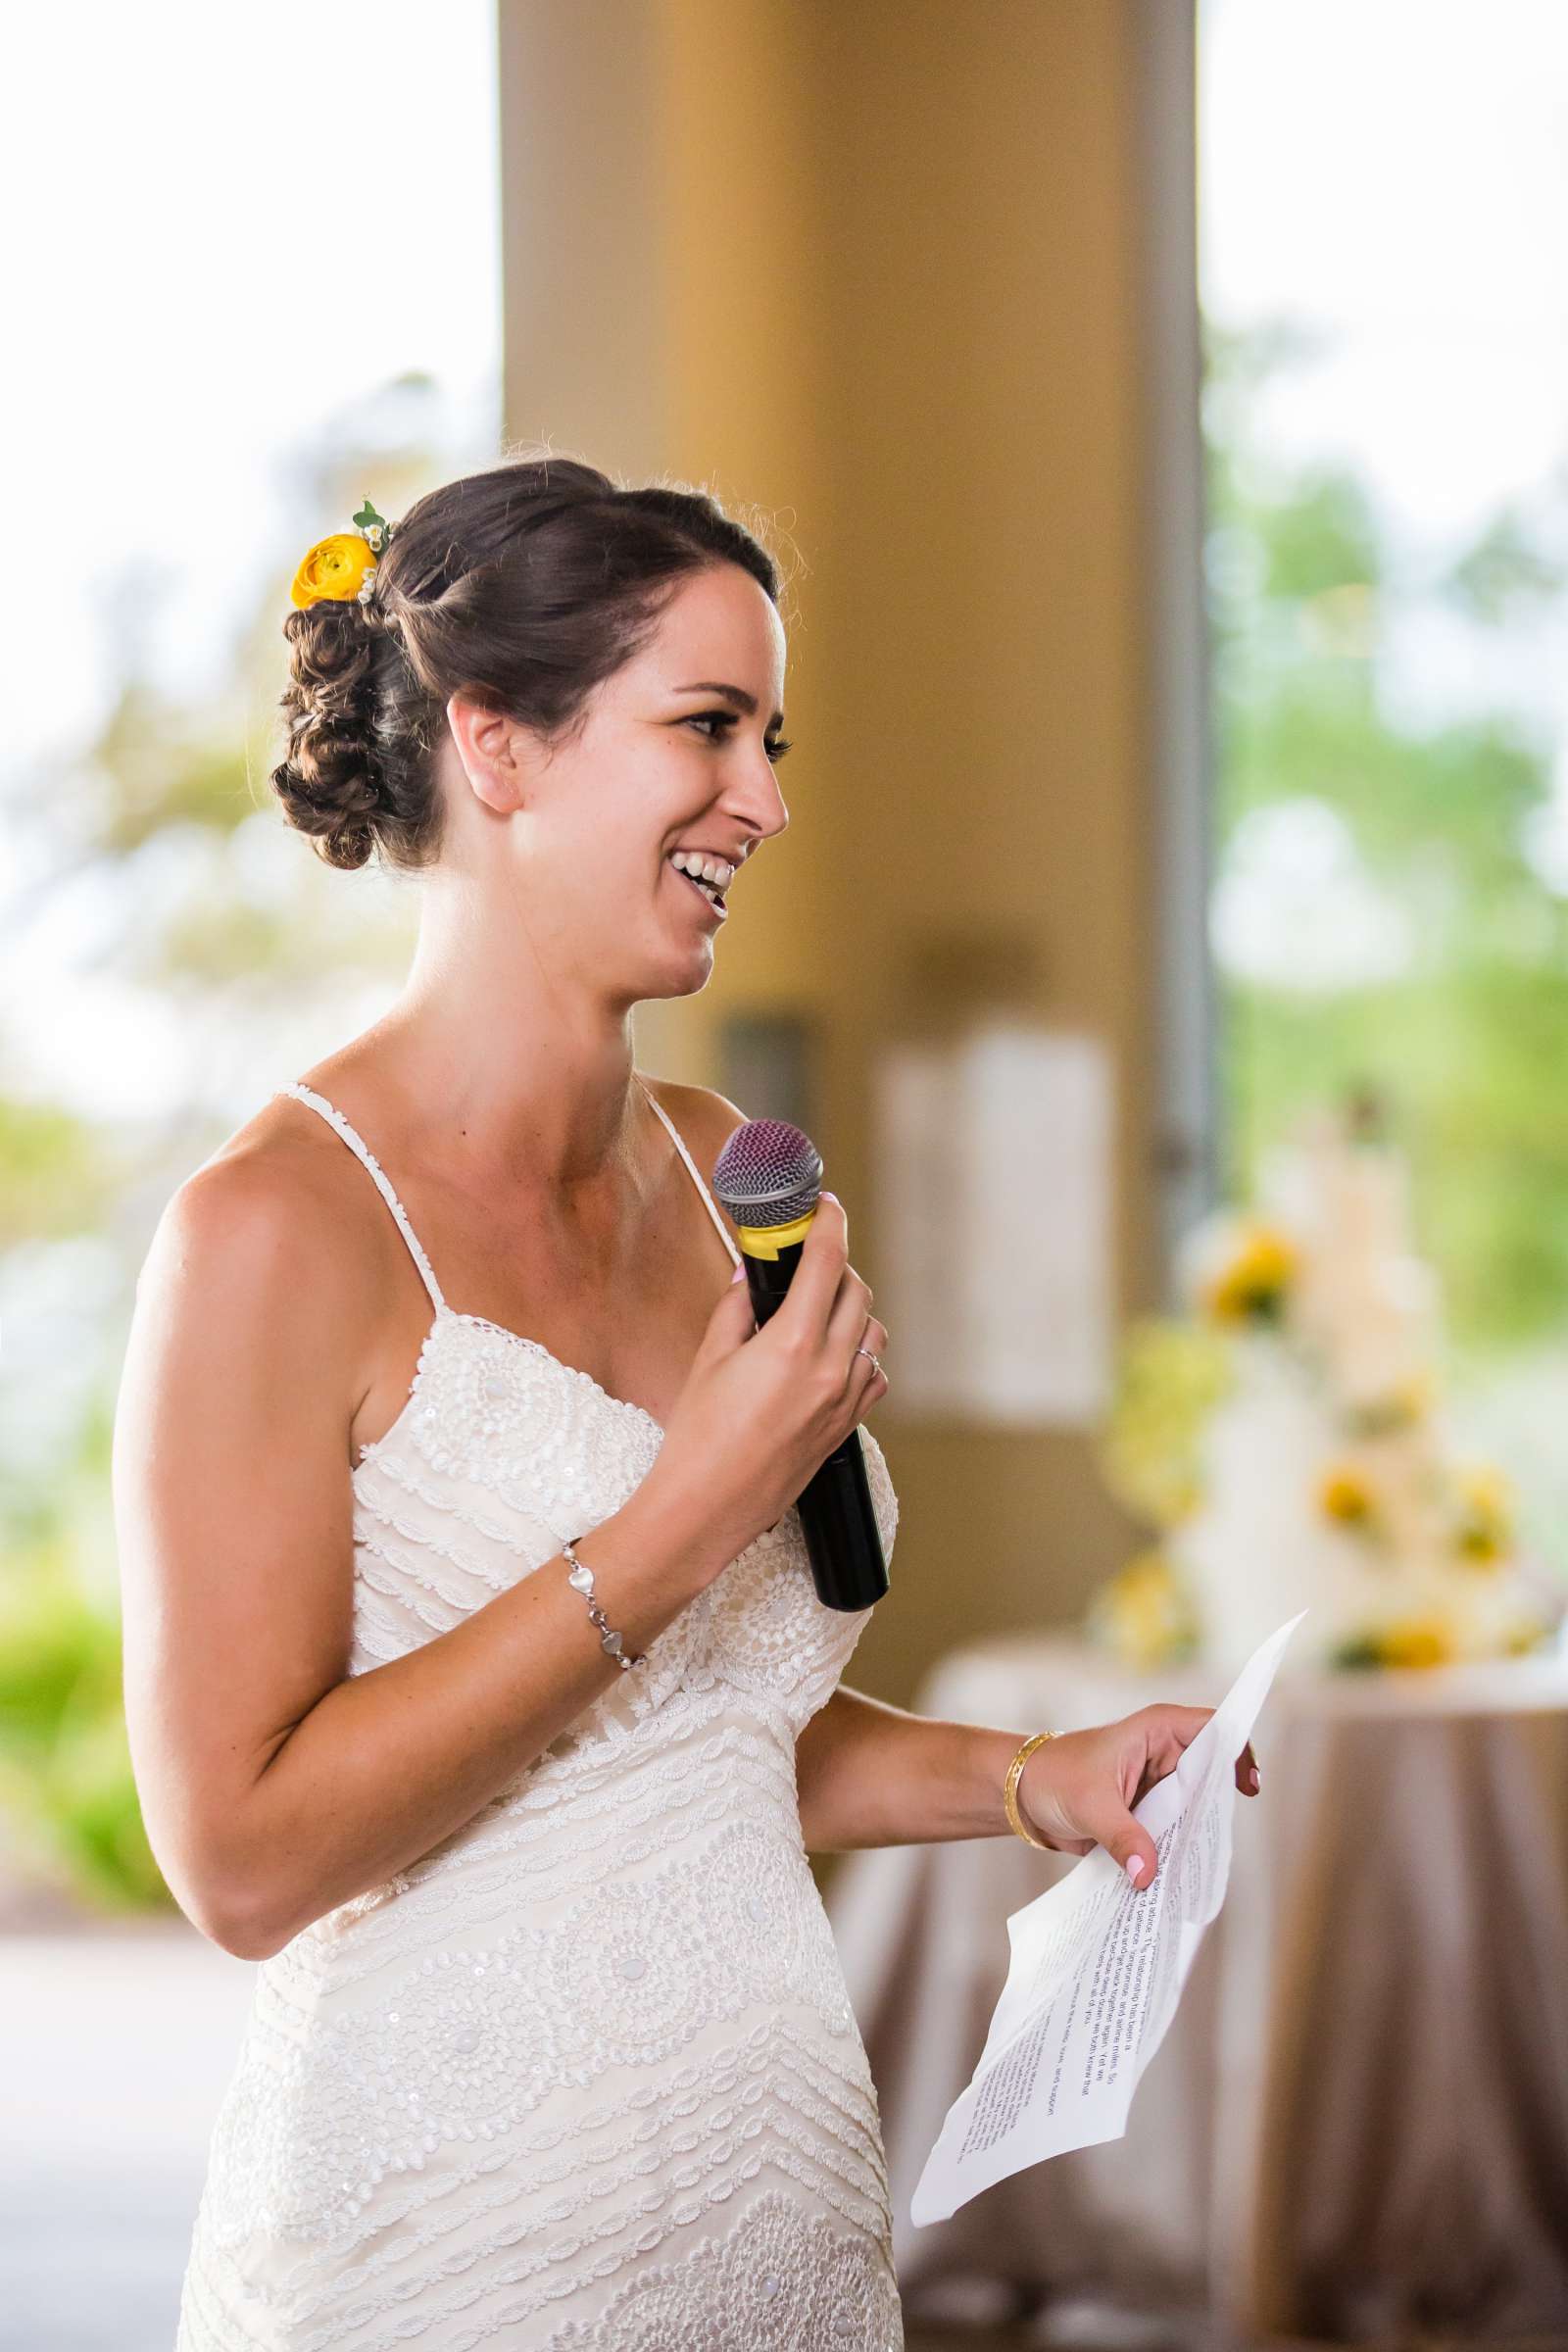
[343,1305,896,1758]
[537,2187,903,2352]
[178,1079,903,2349]
[200,1816,862,2249]
[376,1311,664,1527]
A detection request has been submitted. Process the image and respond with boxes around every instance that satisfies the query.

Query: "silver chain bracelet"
[562,1535,646,1670]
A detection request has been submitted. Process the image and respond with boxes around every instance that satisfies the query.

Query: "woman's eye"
[686,712,793,763]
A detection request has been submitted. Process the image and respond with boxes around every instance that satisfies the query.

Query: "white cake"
[1095,1107,1552,1673]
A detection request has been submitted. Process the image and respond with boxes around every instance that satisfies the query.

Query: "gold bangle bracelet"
[1003,1729,1057,1849]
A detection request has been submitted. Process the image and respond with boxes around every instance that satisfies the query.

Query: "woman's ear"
[445,692,530,817]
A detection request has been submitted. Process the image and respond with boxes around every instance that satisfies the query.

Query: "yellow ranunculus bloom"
[1453,1462,1513,1567]
[1088,1549,1200,1673]
[290,533,377,610]
[1318,1463,1377,1530]
[1376,1616,1455,1670]
[1201,1225,1298,1326]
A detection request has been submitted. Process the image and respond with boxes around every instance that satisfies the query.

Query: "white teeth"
[668,849,735,892]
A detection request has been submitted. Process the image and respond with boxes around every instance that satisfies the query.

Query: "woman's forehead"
[645,566,786,676]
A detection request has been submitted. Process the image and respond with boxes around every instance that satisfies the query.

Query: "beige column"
[498,0,1175,1702]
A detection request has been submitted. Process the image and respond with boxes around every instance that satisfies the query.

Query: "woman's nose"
[743,760,790,842]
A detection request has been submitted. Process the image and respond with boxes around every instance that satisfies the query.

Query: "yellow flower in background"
[1318,1462,1379,1533]
[1200,1224,1298,1327]
[1453,1462,1514,1567]
[1333,1612,1459,1671]
[1343,1370,1435,1439]
[291,532,377,610]
[1087,1549,1200,1673]
[1375,1615,1456,1670]
[1098,1318,1233,1531]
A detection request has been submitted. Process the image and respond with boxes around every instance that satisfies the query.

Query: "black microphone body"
[712,1122,891,1615]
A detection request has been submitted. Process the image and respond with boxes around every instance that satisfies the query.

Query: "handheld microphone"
[710,1118,890,1614]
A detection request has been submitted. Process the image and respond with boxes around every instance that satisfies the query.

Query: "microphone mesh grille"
[710,1118,824,1228]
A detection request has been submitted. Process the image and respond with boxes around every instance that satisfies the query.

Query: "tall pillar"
[498,0,1188,1697]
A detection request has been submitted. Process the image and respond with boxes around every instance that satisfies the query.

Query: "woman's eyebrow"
[673,680,786,733]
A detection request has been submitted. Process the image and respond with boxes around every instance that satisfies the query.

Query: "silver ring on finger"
[854,1345,883,1377]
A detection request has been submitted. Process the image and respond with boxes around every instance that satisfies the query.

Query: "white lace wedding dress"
[175,1076,904,2351]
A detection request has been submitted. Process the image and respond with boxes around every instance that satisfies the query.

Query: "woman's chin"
[623,932,715,1003]
[665,900,720,967]
[660,947,715,998]
[605,890,720,1001]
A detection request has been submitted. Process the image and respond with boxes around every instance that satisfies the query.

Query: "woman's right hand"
[649,1193,889,1571]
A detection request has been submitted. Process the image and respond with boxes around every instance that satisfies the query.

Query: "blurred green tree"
[0,379,479,1909]
[1204,318,1568,1352]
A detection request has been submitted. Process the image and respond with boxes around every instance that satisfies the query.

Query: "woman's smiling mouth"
[664,850,731,920]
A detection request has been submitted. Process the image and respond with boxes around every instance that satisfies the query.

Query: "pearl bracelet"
[1003,1729,1057,1848]
[562,1535,646,1670]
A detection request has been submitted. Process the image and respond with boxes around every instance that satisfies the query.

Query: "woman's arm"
[796,1684,1259,1885]
[115,1152,732,1965]
[796,1688,1030,1849]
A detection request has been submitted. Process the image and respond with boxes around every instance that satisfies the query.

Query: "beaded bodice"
[176,1075,904,2352]
[275,1075,898,1777]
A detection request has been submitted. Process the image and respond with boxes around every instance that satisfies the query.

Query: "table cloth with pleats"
[825,1638,1568,2341]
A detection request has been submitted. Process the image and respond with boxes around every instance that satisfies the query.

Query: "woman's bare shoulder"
[140,1091,383,1332]
[638,1073,749,1183]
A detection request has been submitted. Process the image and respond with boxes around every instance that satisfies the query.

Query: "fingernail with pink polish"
[1125,1855,1147,1886]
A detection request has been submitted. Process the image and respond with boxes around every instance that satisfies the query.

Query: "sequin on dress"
[174,1076,904,2351]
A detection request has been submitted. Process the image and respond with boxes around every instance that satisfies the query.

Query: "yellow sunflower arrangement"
[1086,1103,1564,1674]
[1200,1223,1299,1328]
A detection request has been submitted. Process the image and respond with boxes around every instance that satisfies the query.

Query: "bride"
[114,453,1257,2349]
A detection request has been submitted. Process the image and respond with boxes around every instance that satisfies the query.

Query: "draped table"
[823,1637,1568,2341]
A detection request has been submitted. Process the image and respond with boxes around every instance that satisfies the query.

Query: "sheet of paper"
[908,1613,1305,2226]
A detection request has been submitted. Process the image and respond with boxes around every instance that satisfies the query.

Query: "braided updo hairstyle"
[271,452,785,873]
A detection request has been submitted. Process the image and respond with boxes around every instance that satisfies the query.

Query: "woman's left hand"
[1016,1706,1260,1889]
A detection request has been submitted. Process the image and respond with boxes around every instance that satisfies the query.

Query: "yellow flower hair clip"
[290,499,394,612]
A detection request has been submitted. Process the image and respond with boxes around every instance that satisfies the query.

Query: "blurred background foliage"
[6,326,1568,1909]
[0,379,459,1910]
[1207,321,1568,1351]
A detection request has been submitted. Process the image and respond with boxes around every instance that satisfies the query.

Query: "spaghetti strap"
[635,1072,743,1268]
[274,1081,447,1313]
